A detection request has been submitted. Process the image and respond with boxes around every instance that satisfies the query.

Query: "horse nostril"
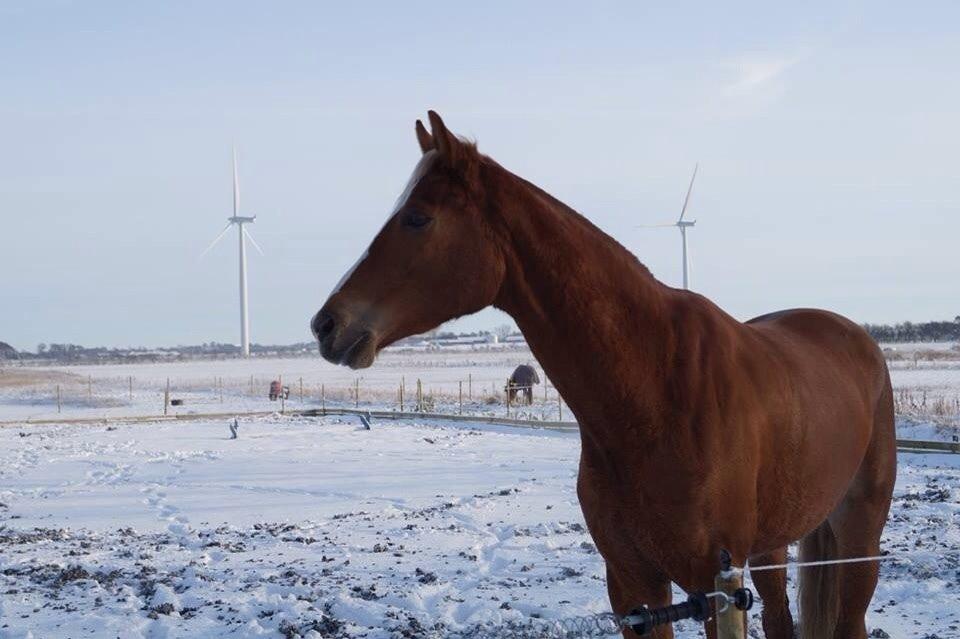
[312,311,337,341]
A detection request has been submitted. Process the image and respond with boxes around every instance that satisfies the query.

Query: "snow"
[1,415,959,638]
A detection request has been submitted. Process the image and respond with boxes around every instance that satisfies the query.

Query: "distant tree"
[494,324,515,341]
[37,343,47,355]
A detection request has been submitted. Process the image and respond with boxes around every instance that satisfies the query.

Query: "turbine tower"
[638,164,699,290]
[201,147,263,357]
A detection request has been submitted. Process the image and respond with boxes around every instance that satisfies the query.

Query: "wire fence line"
[4,371,573,423]
[5,373,960,453]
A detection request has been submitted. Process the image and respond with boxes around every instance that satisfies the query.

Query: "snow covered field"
[1,350,959,637]
[1,415,959,638]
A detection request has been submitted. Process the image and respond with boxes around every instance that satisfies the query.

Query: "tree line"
[862,317,960,343]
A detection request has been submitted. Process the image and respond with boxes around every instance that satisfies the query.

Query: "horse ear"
[427,110,464,164]
[415,120,434,154]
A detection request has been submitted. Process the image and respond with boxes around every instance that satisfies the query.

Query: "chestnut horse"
[312,112,896,639]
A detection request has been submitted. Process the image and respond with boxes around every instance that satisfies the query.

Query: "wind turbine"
[638,164,699,290]
[201,147,264,357]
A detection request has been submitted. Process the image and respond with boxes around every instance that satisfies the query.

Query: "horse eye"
[403,211,432,229]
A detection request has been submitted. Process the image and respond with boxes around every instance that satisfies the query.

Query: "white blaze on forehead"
[329,151,438,297]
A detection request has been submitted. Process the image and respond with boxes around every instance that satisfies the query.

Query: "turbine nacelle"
[228,215,256,224]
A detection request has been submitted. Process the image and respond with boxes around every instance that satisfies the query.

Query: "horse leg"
[827,398,896,639]
[749,548,795,638]
[606,565,674,638]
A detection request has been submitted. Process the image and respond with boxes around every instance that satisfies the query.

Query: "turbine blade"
[200,222,233,258]
[232,146,240,217]
[636,223,677,228]
[678,163,699,222]
[243,226,264,256]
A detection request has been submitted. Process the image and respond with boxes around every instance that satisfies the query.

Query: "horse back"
[745,307,889,401]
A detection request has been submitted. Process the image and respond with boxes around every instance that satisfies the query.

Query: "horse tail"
[798,520,839,639]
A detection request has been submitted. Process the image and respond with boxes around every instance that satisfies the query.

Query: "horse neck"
[484,162,679,437]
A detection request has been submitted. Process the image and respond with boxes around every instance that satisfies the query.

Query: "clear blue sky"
[1,1,957,351]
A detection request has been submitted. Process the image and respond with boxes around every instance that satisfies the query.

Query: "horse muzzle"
[312,306,379,369]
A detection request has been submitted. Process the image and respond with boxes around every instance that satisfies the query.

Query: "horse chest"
[576,457,715,572]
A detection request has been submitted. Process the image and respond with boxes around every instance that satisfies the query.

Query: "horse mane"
[423,118,658,285]
[474,150,657,282]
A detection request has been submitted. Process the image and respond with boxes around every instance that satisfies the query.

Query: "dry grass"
[0,367,78,389]
[883,347,960,363]
[894,388,960,422]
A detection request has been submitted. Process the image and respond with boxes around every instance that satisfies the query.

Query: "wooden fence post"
[558,393,562,421]
[399,380,404,412]
[57,385,62,414]
[355,378,359,408]
[164,378,170,416]
[459,381,463,415]
[129,376,133,400]
[468,373,472,400]
[321,384,325,414]
[715,553,746,639]
[416,379,422,412]
[299,377,303,403]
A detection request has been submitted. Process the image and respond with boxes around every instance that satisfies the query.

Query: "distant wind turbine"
[638,164,699,290]
[201,147,264,357]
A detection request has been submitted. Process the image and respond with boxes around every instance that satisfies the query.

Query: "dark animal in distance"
[312,111,896,639]
[505,364,540,405]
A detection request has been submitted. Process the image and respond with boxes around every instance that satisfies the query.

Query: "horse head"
[312,111,505,369]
